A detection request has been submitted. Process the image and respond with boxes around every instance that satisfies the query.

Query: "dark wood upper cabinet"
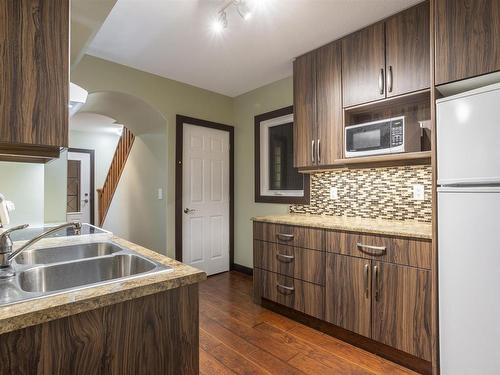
[294,41,342,168]
[342,2,430,107]
[293,53,316,168]
[325,253,371,337]
[0,0,69,161]
[316,42,343,165]
[435,0,500,85]
[371,261,432,361]
[386,2,430,97]
[342,23,386,107]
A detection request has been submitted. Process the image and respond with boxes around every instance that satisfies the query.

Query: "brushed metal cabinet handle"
[311,140,315,164]
[277,233,294,241]
[317,139,321,164]
[374,265,380,301]
[276,283,295,294]
[356,243,387,256]
[276,253,295,263]
[387,65,393,93]
[378,68,385,95]
[363,264,370,298]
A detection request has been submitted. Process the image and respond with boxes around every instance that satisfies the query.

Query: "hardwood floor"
[199,271,418,375]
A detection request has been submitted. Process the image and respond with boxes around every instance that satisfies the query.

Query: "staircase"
[97,127,135,226]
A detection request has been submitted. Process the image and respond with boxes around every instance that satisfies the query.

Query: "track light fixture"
[212,0,252,33]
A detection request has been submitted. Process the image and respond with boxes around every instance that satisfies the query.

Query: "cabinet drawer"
[326,230,431,269]
[253,222,324,250]
[254,268,324,320]
[253,240,325,285]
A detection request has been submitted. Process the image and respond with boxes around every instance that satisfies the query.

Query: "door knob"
[184,208,196,214]
[82,199,89,204]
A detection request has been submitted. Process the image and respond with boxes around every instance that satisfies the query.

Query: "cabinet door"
[371,261,432,360]
[435,0,500,85]
[342,23,385,107]
[386,2,430,97]
[316,42,343,164]
[0,0,69,147]
[293,52,316,168]
[325,254,371,337]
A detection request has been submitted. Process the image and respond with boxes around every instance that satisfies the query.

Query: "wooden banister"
[97,127,135,226]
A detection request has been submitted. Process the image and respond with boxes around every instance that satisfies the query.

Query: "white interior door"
[182,123,230,275]
[67,151,91,224]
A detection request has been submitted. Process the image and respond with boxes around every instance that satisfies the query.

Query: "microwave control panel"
[390,118,404,147]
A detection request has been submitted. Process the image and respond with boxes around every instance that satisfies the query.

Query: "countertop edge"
[0,235,207,335]
[251,215,432,240]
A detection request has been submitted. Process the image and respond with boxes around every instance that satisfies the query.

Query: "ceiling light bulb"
[212,11,227,33]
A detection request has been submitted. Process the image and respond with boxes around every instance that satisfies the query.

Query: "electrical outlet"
[412,184,425,201]
[330,187,339,200]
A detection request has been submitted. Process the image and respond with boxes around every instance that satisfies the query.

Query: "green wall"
[232,77,292,267]
[71,55,234,257]
[71,55,293,267]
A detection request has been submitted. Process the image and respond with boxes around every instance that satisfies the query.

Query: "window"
[254,106,309,204]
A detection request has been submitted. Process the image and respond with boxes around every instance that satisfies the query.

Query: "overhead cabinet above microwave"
[342,2,430,107]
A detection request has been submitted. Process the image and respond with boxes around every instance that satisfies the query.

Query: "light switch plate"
[330,187,339,200]
[157,188,163,200]
[412,184,425,200]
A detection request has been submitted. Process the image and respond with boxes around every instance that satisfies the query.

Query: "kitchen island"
[0,232,205,375]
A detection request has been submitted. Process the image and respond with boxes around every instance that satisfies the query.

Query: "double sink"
[0,241,172,306]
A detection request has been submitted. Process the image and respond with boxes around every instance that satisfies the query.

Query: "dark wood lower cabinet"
[255,268,324,320]
[371,261,432,361]
[0,285,199,375]
[325,253,371,337]
[253,221,432,373]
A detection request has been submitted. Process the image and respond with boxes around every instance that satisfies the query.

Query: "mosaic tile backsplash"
[290,166,432,223]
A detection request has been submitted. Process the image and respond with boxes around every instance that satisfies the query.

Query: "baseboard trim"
[230,263,253,275]
[261,298,432,375]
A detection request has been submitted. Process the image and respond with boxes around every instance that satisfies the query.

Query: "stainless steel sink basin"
[0,241,173,306]
[15,242,121,265]
[19,254,156,293]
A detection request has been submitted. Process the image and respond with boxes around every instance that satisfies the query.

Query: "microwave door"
[345,121,391,157]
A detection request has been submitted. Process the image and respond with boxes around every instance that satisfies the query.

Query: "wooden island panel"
[0,285,199,375]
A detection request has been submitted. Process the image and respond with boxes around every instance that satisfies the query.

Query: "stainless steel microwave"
[344,116,419,158]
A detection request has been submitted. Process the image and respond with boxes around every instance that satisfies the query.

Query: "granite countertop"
[0,234,206,335]
[252,214,432,240]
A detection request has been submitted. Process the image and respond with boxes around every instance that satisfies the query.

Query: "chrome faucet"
[0,222,82,278]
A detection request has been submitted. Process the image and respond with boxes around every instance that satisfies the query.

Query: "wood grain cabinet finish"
[315,42,343,165]
[326,230,432,270]
[371,261,432,361]
[0,285,199,375]
[293,52,316,168]
[0,0,69,155]
[385,2,430,97]
[325,253,371,337]
[435,0,500,85]
[253,240,325,285]
[342,22,386,107]
[293,41,343,168]
[342,2,430,107]
[255,268,324,320]
[253,222,324,251]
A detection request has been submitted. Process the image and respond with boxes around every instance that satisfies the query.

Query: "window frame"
[254,106,310,204]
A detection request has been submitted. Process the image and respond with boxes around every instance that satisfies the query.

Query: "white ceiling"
[88,0,423,97]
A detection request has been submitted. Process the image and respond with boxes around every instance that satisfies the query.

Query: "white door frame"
[67,148,95,225]
[175,115,234,273]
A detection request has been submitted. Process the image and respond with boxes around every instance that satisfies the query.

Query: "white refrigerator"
[437,83,500,375]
